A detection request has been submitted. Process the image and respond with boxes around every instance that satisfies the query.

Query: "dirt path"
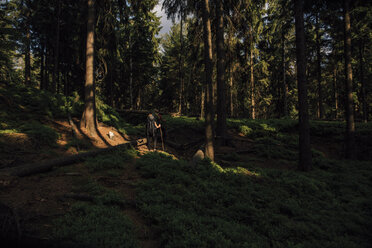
[114,161,160,248]
[2,120,332,247]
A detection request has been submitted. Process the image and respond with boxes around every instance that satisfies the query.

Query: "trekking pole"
[159,128,165,151]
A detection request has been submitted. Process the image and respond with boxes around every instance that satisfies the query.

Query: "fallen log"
[0,142,137,177]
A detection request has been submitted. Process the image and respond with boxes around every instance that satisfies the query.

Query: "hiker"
[146,112,161,151]
[154,109,166,142]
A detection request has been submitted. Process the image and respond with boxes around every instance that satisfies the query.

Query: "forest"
[0,0,371,247]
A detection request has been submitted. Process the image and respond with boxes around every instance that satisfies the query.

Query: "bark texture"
[295,0,312,171]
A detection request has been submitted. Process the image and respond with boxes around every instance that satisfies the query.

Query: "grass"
[2,83,372,247]
[84,147,137,172]
[0,83,140,140]
[53,202,138,248]
[53,171,137,247]
[19,121,60,147]
[135,152,372,248]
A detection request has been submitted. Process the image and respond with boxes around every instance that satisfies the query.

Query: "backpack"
[146,114,156,136]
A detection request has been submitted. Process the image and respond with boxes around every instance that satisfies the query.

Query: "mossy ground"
[1,84,371,248]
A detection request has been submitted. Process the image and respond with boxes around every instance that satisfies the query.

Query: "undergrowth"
[84,147,137,172]
[53,202,138,248]
[0,83,139,138]
[53,163,137,247]
[136,152,372,248]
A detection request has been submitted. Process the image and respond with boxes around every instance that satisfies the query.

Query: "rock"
[191,149,204,166]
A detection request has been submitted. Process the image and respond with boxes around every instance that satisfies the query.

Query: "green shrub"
[239,125,253,136]
[85,148,137,172]
[19,121,59,147]
[135,154,372,248]
[53,202,138,248]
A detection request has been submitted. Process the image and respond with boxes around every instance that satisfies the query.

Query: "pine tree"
[294,0,312,171]
[80,0,97,136]
[202,0,214,161]
[343,0,355,159]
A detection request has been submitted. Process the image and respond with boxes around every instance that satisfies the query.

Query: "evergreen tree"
[343,0,355,159]
[202,0,214,161]
[80,0,97,136]
[294,0,312,171]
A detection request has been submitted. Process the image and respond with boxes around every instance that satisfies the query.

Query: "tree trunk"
[63,73,69,96]
[343,0,355,159]
[282,31,288,117]
[40,41,45,90]
[227,30,234,118]
[202,0,214,161]
[109,37,116,107]
[201,86,205,119]
[45,45,50,91]
[316,13,323,119]
[178,11,184,115]
[80,0,97,136]
[229,62,235,118]
[359,42,367,123]
[216,0,227,140]
[294,0,312,171]
[333,66,339,119]
[52,0,61,94]
[24,12,31,84]
[136,90,141,110]
[129,37,133,110]
[250,24,255,119]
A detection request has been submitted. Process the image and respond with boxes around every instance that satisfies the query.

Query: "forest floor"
[0,117,159,247]
[1,84,372,247]
[0,116,346,248]
[0,115,279,246]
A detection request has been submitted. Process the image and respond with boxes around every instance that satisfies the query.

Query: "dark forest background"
[0,0,371,163]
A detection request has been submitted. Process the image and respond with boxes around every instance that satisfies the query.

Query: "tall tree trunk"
[202,0,214,161]
[333,66,339,119]
[216,0,227,140]
[178,11,184,115]
[359,42,367,123]
[129,34,133,110]
[136,91,141,110]
[64,72,69,96]
[40,41,45,90]
[109,60,114,107]
[343,0,355,159]
[24,2,31,84]
[229,63,235,118]
[45,45,50,91]
[227,29,234,118]
[282,32,288,117]
[52,0,61,94]
[109,35,116,107]
[80,0,97,136]
[250,24,255,119]
[294,0,312,171]
[316,13,323,119]
[201,85,205,119]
